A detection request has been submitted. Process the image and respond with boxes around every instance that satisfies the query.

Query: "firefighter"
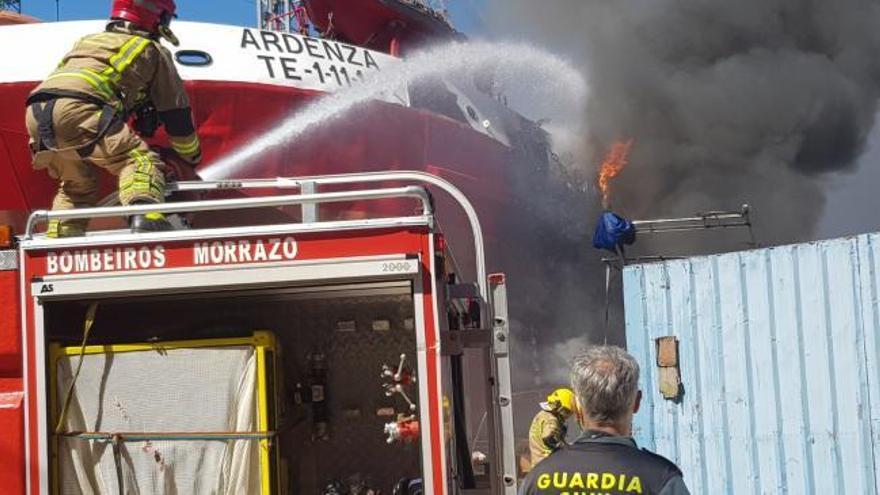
[519,346,690,495]
[528,387,577,467]
[25,0,201,237]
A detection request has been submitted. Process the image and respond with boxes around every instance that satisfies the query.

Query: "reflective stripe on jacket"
[31,24,199,159]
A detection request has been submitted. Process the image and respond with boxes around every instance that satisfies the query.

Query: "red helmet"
[110,0,177,32]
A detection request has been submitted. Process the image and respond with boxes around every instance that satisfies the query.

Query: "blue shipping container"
[623,233,880,494]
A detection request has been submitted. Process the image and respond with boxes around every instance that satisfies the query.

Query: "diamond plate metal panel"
[277,294,422,493]
[0,250,17,270]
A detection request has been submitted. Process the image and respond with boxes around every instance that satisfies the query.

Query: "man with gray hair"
[519,346,689,495]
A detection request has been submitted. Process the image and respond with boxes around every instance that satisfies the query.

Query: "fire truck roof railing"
[24,170,489,299]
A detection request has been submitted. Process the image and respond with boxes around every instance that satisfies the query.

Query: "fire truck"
[0,171,517,494]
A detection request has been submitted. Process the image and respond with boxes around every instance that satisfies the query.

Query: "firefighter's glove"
[132,102,160,138]
[156,147,201,183]
[167,134,202,167]
[543,431,562,450]
[541,418,564,450]
[179,149,202,167]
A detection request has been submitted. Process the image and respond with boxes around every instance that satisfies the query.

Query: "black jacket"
[518,431,690,495]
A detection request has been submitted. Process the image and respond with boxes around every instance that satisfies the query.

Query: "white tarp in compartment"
[55,346,260,495]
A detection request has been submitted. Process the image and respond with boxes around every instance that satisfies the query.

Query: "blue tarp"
[593,211,636,252]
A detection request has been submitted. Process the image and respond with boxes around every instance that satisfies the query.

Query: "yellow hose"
[54,302,99,434]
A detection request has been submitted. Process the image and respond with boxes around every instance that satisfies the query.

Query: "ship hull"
[0,21,547,268]
[0,82,510,238]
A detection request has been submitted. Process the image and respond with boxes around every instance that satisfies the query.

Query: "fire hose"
[54,302,99,435]
[51,302,126,494]
[156,145,202,185]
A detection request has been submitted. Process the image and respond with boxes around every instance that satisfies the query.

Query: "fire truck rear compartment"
[44,281,424,494]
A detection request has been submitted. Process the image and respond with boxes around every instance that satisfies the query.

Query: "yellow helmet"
[540,388,577,416]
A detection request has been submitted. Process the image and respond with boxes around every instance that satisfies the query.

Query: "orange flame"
[597,138,633,208]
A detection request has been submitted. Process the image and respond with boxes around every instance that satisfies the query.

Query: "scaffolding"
[256,0,449,33]
[600,204,756,266]
[416,0,448,15]
[0,0,21,14]
[257,0,309,33]
[397,0,450,22]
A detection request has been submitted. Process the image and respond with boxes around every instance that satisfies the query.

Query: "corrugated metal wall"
[623,233,880,495]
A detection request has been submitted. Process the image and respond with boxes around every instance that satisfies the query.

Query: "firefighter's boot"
[46,220,87,239]
[130,211,174,233]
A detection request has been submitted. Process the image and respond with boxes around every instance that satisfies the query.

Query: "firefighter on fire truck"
[25,0,201,237]
[528,387,578,467]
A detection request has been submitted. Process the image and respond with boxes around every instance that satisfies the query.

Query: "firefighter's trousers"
[25,98,165,237]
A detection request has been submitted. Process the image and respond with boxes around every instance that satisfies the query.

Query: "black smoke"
[487,0,880,245]
[482,0,880,436]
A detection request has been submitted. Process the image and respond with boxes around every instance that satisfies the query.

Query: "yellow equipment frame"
[48,331,279,495]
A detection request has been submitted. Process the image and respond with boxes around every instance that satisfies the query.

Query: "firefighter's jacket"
[29,23,201,162]
[529,410,567,466]
[519,431,690,495]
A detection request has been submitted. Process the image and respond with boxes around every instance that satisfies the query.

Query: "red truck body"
[1,172,516,494]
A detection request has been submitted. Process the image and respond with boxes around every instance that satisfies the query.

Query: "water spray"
[199,41,588,180]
